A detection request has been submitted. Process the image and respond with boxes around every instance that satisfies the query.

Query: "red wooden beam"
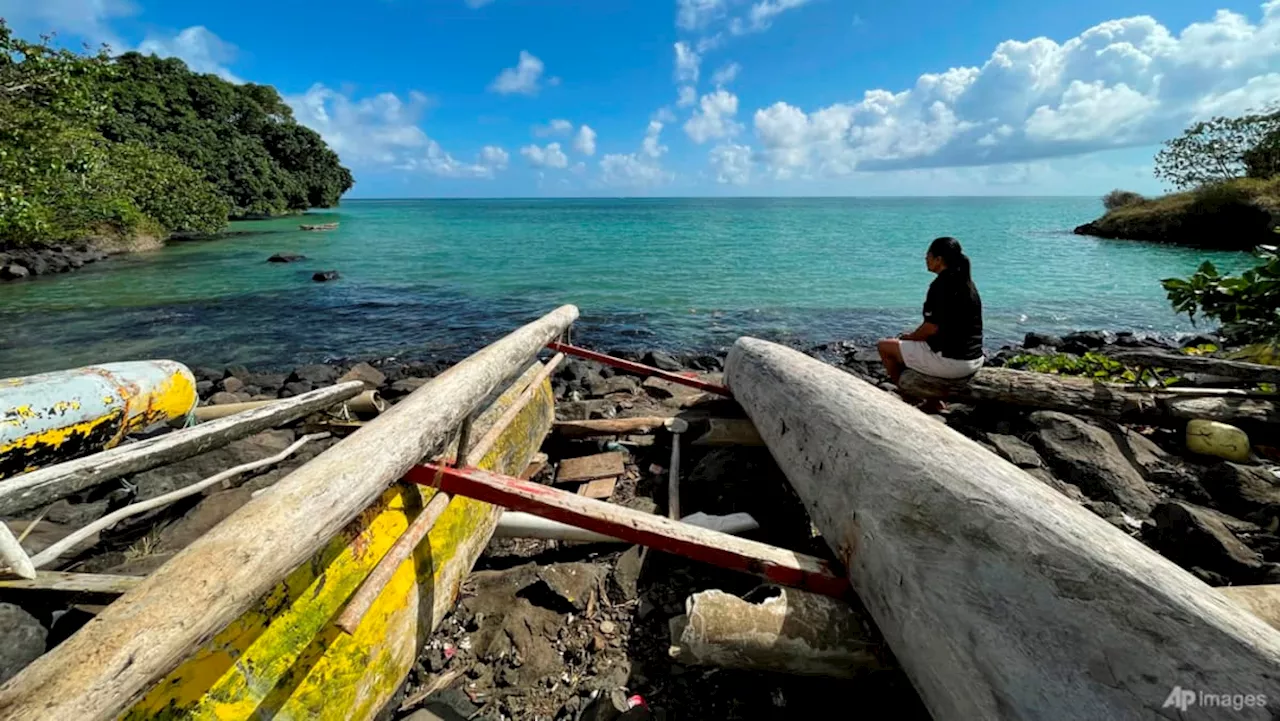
[405,462,848,597]
[546,341,732,397]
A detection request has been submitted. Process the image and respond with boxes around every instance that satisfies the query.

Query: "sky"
[3,0,1279,198]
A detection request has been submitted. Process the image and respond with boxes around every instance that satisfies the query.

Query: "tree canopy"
[1153,109,1280,191]
[0,22,352,247]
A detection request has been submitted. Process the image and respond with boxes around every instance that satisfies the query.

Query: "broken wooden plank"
[0,571,142,605]
[0,382,365,517]
[556,452,625,483]
[576,477,617,499]
[899,366,1278,426]
[404,462,848,597]
[553,416,673,438]
[1106,349,1280,384]
[727,336,1280,721]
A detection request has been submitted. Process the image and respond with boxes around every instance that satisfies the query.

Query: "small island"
[1075,109,1279,249]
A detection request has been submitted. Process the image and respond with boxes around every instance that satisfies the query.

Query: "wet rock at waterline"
[312,270,340,282]
[267,253,307,263]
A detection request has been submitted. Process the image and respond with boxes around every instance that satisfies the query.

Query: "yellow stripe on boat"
[122,362,554,721]
[0,361,197,479]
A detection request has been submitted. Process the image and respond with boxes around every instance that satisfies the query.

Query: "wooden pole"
[405,462,848,597]
[726,337,1280,721]
[0,382,364,516]
[0,572,142,605]
[0,522,36,580]
[898,367,1278,426]
[1105,349,1280,384]
[553,416,674,438]
[0,305,578,721]
[29,433,328,570]
[334,491,452,635]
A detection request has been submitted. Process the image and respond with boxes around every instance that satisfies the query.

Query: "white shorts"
[900,340,984,379]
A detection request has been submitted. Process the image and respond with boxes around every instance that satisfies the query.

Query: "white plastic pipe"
[494,510,759,543]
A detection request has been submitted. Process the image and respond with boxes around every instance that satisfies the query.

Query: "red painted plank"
[405,463,849,597]
[546,342,733,397]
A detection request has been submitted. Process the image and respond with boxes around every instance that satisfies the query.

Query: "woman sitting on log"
[877,236,984,398]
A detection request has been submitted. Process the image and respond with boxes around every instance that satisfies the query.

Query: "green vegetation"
[1077,108,1280,248]
[1163,246,1280,345]
[0,23,352,248]
[1006,352,1173,385]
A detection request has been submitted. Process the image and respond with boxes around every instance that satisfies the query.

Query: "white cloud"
[286,84,432,166]
[750,2,1280,178]
[465,0,495,7]
[479,145,510,170]
[710,143,752,184]
[489,50,547,96]
[521,142,570,168]
[712,62,741,86]
[642,120,668,158]
[677,0,725,30]
[574,125,598,156]
[415,141,509,178]
[600,121,671,188]
[654,106,678,123]
[674,42,701,84]
[138,26,241,83]
[0,0,136,48]
[535,119,574,137]
[677,86,698,107]
[731,0,812,35]
[685,89,742,143]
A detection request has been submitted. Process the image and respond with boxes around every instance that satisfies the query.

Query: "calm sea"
[0,198,1249,376]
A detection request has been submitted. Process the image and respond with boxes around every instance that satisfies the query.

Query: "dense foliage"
[0,23,351,247]
[1154,109,1280,190]
[1163,246,1280,345]
[1102,190,1145,210]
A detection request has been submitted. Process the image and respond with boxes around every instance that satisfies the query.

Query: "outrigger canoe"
[0,361,197,480]
[0,306,577,721]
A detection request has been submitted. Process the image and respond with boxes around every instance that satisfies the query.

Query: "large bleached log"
[899,366,1278,426]
[0,381,364,516]
[1106,349,1280,384]
[668,587,888,678]
[726,337,1280,721]
[0,305,578,721]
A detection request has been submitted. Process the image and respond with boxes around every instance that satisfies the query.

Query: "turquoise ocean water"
[0,198,1250,376]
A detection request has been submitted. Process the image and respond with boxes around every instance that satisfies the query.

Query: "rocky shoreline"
[0,243,112,281]
[2,330,1277,719]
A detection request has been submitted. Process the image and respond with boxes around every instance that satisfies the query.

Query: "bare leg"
[877,338,905,385]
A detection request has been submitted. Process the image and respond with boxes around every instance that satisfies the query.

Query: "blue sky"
[3,0,1279,198]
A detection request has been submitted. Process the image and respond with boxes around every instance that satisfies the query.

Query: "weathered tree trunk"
[0,382,364,516]
[1106,349,1280,384]
[668,587,888,678]
[899,367,1278,426]
[727,337,1280,721]
[0,305,578,721]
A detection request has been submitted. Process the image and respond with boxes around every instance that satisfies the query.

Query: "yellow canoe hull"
[122,363,553,721]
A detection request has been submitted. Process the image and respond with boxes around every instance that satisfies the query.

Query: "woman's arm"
[900,322,939,342]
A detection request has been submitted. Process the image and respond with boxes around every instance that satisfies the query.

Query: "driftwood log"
[0,382,364,516]
[0,305,578,721]
[899,367,1278,426]
[1106,349,1280,384]
[668,587,888,678]
[727,337,1280,721]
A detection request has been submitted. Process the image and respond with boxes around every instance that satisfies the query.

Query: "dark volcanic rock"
[1149,501,1274,583]
[642,350,683,372]
[1061,330,1109,355]
[986,433,1043,469]
[1029,411,1157,516]
[0,603,47,684]
[1022,332,1062,350]
[1181,333,1221,349]
[267,253,307,263]
[0,264,29,280]
[195,379,214,398]
[1203,462,1280,523]
[288,364,339,386]
[312,270,340,282]
[219,376,246,394]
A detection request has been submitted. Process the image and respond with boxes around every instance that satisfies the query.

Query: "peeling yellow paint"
[122,366,554,721]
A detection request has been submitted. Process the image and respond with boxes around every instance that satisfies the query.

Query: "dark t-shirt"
[922,269,984,360]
